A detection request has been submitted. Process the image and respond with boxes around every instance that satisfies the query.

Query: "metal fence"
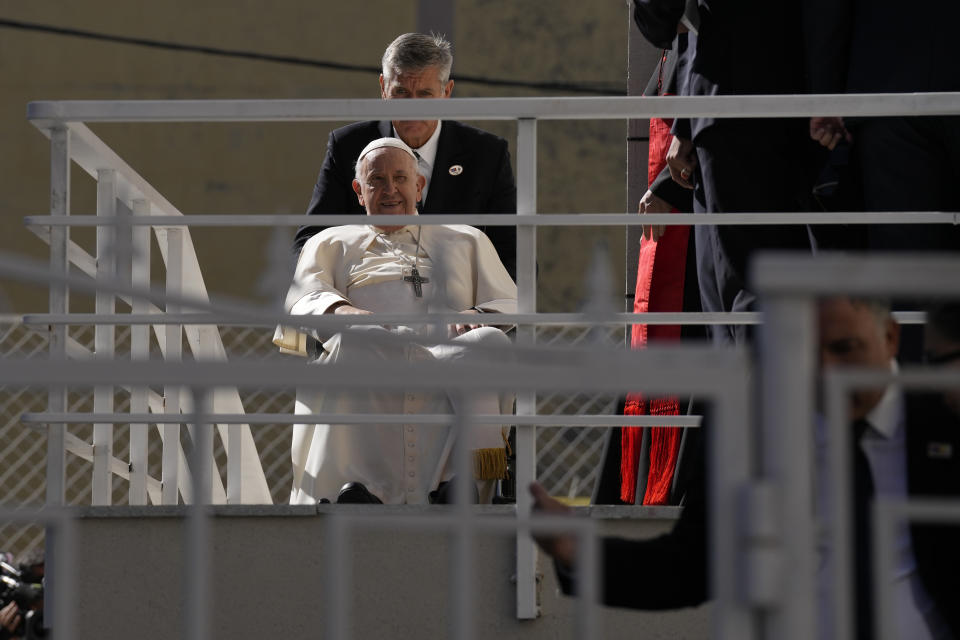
[0,319,620,558]
[11,94,960,639]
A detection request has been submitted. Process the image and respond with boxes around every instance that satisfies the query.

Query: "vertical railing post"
[712,359,757,640]
[194,328,241,503]
[759,295,817,640]
[162,227,184,505]
[450,392,475,640]
[46,125,70,507]
[44,123,70,635]
[129,199,151,505]
[92,169,117,505]
[226,398,243,503]
[515,117,538,619]
[185,387,213,640]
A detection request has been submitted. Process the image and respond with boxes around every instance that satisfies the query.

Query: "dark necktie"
[852,418,876,640]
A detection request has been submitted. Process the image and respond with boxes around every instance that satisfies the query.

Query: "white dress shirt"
[393,121,441,205]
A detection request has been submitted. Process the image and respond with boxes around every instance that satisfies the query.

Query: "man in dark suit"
[293,33,517,277]
[634,0,818,344]
[805,0,960,254]
[532,298,960,638]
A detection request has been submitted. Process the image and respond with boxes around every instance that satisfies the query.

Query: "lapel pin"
[448,164,463,176]
[927,442,954,459]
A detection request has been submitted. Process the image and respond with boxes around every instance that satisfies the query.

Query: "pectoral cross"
[404,267,430,297]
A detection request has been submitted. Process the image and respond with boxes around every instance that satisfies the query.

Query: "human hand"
[809,117,852,150]
[529,482,577,570]
[0,601,21,634]
[451,308,482,337]
[666,136,697,189]
[638,189,672,242]
[331,303,372,316]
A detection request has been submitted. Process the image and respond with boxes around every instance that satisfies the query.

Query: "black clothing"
[294,119,518,277]
[633,0,817,345]
[563,428,708,609]
[905,394,960,639]
[805,0,960,254]
[567,395,960,633]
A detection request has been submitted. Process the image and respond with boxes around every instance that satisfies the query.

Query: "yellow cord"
[472,447,508,480]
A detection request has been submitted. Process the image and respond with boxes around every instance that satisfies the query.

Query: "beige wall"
[71,506,709,639]
[0,1,641,315]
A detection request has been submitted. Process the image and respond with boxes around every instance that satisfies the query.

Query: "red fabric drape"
[620,110,690,505]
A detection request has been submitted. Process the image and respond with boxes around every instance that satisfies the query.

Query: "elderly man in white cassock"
[275,137,517,505]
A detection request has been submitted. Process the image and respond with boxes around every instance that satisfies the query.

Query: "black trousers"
[692,119,816,345]
[854,116,960,252]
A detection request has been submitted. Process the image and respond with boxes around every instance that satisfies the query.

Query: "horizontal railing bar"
[752,253,960,297]
[22,412,702,427]
[2,252,936,348]
[20,311,926,327]
[23,211,960,227]
[22,311,761,326]
[0,345,751,394]
[825,366,960,389]
[877,497,960,524]
[25,93,960,124]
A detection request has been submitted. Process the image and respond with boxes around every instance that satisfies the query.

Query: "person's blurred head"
[352,138,424,232]
[378,33,455,148]
[17,549,43,585]
[924,303,960,416]
[818,297,900,420]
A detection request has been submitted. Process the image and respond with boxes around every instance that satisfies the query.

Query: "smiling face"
[352,147,425,233]
[379,65,454,148]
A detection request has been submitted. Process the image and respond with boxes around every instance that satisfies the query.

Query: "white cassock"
[274,223,517,504]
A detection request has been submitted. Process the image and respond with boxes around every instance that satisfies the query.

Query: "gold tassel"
[472,447,508,480]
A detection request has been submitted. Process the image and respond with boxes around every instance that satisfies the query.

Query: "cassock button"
[408,471,415,477]
[408,456,415,462]
[407,426,414,432]
[407,442,415,448]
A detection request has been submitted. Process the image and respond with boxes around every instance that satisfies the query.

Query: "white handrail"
[26,92,960,123]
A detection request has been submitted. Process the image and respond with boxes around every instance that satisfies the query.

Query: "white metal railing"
[33,120,273,507]
[12,94,960,639]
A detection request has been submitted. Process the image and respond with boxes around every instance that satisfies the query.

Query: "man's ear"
[416,174,426,201]
[379,74,387,99]
[885,316,901,360]
[352,179,364,205]
[442,79,454,98]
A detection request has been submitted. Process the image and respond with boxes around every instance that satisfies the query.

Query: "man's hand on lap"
[331,302,372,315]
[451,308,482,337]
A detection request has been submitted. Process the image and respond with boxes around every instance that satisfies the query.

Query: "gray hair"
[381,32,453,85]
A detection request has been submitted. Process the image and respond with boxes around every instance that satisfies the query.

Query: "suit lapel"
[423,122,464,214]
[378,120,392,138]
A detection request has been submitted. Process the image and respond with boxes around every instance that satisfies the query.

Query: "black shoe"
[429,476,479,504]
[336,482,383,504]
